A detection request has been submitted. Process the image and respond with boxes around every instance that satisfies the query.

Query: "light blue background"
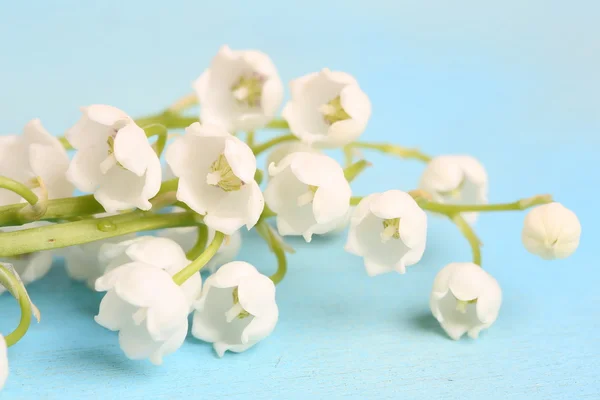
[0,1,598,398]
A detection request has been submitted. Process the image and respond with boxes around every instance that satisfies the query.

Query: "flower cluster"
[0,44,583,389]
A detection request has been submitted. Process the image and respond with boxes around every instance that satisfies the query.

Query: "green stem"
[59,136,73,151]
[246,130,255,147]
[350,196,363,206]
[185,224,209,260]
[0,179,181,227]
[344,160,371,183]
[0,264,32,347]
[349,142,431,163]
[256,220,288,285]
[0,176,39,205]
[0,212,198,257]
[451,214,482,266]
[143,124,168,157]
[135,112,199,130]
[265,118,289,130]
[251,134,297,156]
[418,194,553,215]
[173,231,224,285]
[343,145,354,168]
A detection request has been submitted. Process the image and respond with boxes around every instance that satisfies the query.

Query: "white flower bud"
[522,202,581,260]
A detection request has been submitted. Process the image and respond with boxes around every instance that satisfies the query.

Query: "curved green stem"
[0,176,39,206]
[256,220,288,285]
[185,224,209,260]
[251,134,297,156]
[265,118,289,130]
[246,130,255,147]
[451,214,482,266]
[349,142,431,163]
[418,194,553,215]
[344,160,371,183]
[173,231,224,285]
[143,124,168,157]
[0,264,32,347]
[59,136,73,151]
[0,211,198,257]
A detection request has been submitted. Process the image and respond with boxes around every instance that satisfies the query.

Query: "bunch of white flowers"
[0,45,581,390]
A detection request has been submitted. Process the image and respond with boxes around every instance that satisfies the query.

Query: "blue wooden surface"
[0,1,598,399]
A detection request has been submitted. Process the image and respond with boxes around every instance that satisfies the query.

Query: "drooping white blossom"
[158,225,241,273]
[282,68,371,148]
[192,261,278,357]
[65,105,161,213]
[0,119,73,206]
[95,263,189,365]
[430,262,502,340]
[194,45,284,132]
[0,335,7,390]
[419,155,488,225]
[522,202,581,260]
[265,152,351,241]
[166,123,264,235]
[345,190,427,276]
[98,236,201,307]
[0,222,54,295]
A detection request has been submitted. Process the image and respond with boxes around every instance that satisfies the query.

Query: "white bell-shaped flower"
[419,155,488,224]
[194,45,284,132]
[522,202,581,260]
[265,141,320,173]
[0,335,7,390]
[95,263,189,365]
[158,226,241,273]
[345,190,427,276]
[265,152,351,241]
[282,68,371,148]
[166,123,264,235]
[192,261,278,357]
[65,105,161,213]
[0,222,53,295]
[0,119,73,206]
[98,236,201,307]
[430,262,502,340]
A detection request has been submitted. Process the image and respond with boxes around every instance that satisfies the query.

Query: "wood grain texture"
[0,1,599,398]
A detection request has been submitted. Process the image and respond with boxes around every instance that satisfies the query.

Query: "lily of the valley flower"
[345,190,427,276]
[0,222,53,295]
[282,68,371,148]
[430,262,502,340]
[419,155,488,225]
[95,263,189,365]
[192,261,278,357]
[0,335,7,390]
[166,123,264,235]
[158,226,241,273]
[522,202,581,260]
[265,152,352,241]
[98,236,201,306]
[194,45,284,132]
[65,105,161,213]
[0,119,73,206]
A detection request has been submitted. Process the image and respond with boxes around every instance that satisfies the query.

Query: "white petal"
[0,335,7,390]
[223,137,256,183]
[237,274,276,317]
[113,123,152,176]
[66,145,106,193]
